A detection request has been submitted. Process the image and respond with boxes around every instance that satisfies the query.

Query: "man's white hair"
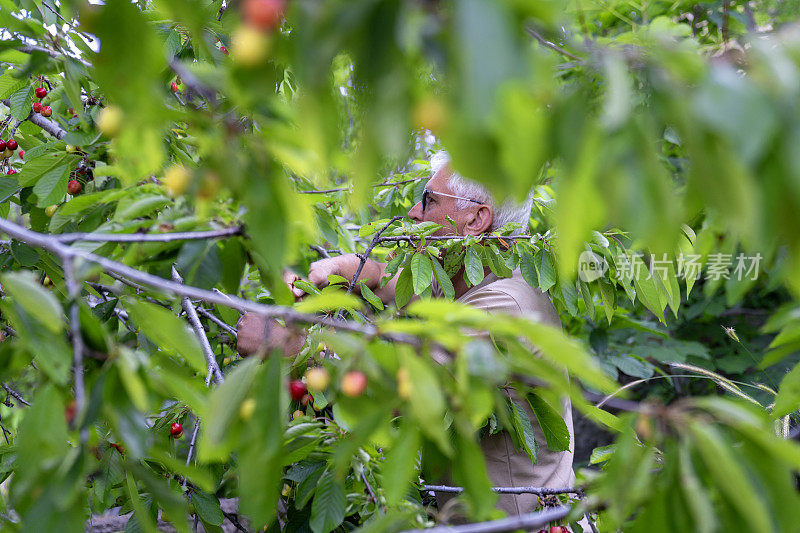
[430,151,533,235]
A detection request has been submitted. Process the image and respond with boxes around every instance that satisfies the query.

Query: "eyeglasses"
[421,188,483,213]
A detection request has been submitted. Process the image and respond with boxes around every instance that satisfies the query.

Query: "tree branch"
[1,98,67,139]
[372,234,533,244]
[172,267,224,385]
[196,307,238,336]
[297,177,427,194]
[55,225,243,244]
[0,218,418,342]
[63,257,87,442]
[423,485,582,496]
[525,27,584,63]
[2,382,30,407]
[15,44,92,68]
[400,505,571,533]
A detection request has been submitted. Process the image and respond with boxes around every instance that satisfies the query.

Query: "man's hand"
[236,313,306,358]
[287,255,385,298]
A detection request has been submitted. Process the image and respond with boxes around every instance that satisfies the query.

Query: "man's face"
[408,165,464,236]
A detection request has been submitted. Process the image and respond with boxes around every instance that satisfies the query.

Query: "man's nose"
[408,201,423,222]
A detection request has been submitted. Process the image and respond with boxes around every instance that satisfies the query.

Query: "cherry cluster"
[0,138,21,175]
[31,86,53,118]
[286,367,367,421]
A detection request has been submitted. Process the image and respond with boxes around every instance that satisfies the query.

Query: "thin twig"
[310,245,331,258]
[217,0,228,21]
[222,511,248,533]
[2,383,30,406]
[196,307,237,336]
[172,267,224,385]
[525,27,584,63]
[63,257,87,442]
[15,44,92,68]
[400,505,571,533]
[361,471,386,514]
[346,216,402,295]
[298,177,428,194]
[372,234,532,244]
[423,485,582,496]
[54,226,242,244]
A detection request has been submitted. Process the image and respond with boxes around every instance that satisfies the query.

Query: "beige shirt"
[434,269,576,517]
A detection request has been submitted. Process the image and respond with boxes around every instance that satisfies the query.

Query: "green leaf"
[32,164,68,207]
[400,348,452,455]
[431,256,455,299]
[411,252,433,295]
[10,241,39,267]
[176,241,222,291]
[394,266,414,308]
[451,424,497,519]
[579,280,595,321]
[0,176,19,203]
[294,292,362,313]
[527,393,570,452]
[0,72,28,100]
[464,245,484,287]
[599,280,616,325]
[8,85,33,121]
[608,354,655,379]
[688,422,772,533]
[382,420,421,505]
[0,271,63,332]
[57,189,127,216]
[237,354,284,528]
[508,400,538,465]
[114,194,171,221]
[191,491,223,527]
[773,363,800,417]
[520,250,538,288]
[309,471,346,533]
[535,247,556,292]
[124,298,206,374]
[199,358,259,461]
[359,282,384,310]
[678,440,717,533]
[18,153,77,187]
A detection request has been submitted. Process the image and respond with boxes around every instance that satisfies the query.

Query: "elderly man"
[238,151,577,519]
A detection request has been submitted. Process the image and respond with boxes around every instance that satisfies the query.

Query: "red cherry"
[18,150,23,159]
[170,422,183,437]
[243,0,286,31]
[6,169,16,175]
[67,107,74,115]
[220,45,228,55]
[67,180,82,195]
[41,106,52,117]
[170,81,178,92]
[32,102,43,113]
[6,139,17,151]
[34,87,47,98]
[0,140,6,151]
[288,379,307,402]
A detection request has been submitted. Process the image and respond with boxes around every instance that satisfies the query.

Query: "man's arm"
[292,254,401,305]
[237,254,405,357]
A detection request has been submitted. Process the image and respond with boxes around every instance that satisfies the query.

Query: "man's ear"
[464,204,494,235]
